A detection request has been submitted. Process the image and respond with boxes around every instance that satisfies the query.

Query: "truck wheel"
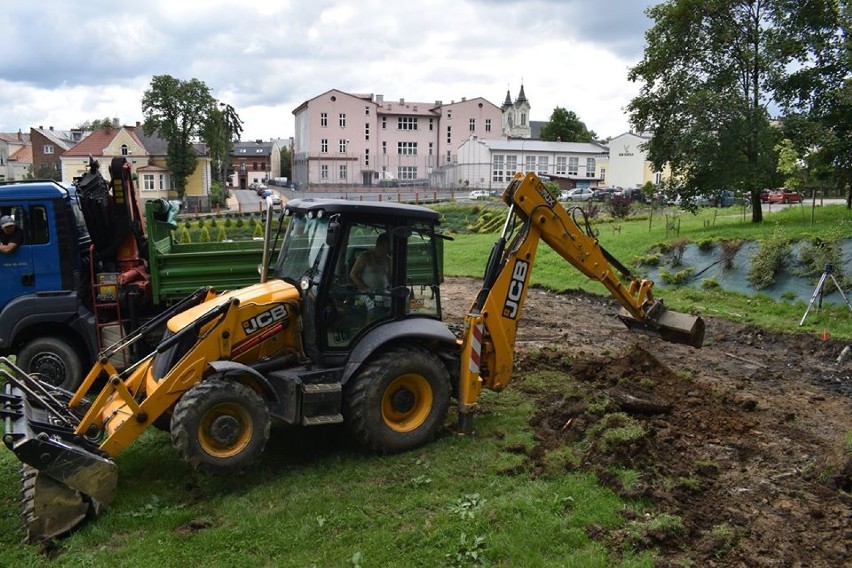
[171,378,270,475]
[344,346,450,454]
[17,337,84,391]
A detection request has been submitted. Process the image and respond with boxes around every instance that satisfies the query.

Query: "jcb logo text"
[242,304,288,335]
[502,260,529,319]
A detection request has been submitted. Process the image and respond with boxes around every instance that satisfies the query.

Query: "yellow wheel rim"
[197,402,253,458]
[381,374,433,433]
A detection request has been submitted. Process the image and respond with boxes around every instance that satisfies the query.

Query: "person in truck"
[0,215,23,254]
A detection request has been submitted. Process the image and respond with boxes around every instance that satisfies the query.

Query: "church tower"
[501,84,532,138]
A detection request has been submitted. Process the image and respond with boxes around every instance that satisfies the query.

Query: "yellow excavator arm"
[457,172,704,432]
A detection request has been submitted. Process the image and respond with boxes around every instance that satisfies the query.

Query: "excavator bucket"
[617,305,705,348]
[2,360,118,542]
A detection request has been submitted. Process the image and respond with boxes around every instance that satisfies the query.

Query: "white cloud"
[0,0,654,141]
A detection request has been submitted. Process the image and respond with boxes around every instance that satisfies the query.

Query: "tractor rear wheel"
[171,378,270,474]
[344,346,450,454]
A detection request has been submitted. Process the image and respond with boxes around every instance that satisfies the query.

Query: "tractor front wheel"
[344,346,450,454]
[171,378,270,474]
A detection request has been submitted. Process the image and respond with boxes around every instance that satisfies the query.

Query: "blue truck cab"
[0,180,93,389]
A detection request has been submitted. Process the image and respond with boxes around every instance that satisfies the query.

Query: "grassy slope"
[441,203,852,340]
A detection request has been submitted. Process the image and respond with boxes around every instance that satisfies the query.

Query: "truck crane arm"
[457,172,704,432]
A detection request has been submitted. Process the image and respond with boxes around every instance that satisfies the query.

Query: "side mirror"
[326,220,340,246]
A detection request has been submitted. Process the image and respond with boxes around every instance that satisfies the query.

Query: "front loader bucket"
[617,305,705,348]
[2,376,118,542]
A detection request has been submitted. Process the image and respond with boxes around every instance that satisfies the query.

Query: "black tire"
[171,378,270,474]
[17,336,84,391]
[344,346,450,454]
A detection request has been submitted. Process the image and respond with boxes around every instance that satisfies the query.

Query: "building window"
[321,113,328,127]
[586,158,596,178]
[339,164,347,180]
[556,156,567,175]
[382,117,387,129]
[121,144,129,156]
[492,154,504,183]
[321,139,328,153]
[525,156,536,172]
[654,171,662,184]
[485,119,492,132]
[397,117,418,130]
[382,141,387,155]
[365,148,370,167]
[446,150,452,164]
[339,139,347,153]
[429,118,434,131]
[469,118,476,132]
[446,126,452,144]
[398,142,417,155]
[428,142,433,155]
[239,148,247,153]
[321,165,328,179]
[365,123,370,140]
[538,156,549,175]
[142,174,155,191]
[506,155,518,176]
[447,110,453,119]
[568,157,579,176]
[520,113,527,126]
[398,166,417,180]
[601,168,607,182]
[339,113,346,127]
[43,145,54,154]
[365,106,370,116]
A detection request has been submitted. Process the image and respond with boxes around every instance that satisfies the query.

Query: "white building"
[606,132,668,189]
[454,137,609,191]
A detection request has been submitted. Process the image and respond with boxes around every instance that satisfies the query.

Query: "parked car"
[714,190,736,208]
[261,189,281,205]
[592,188,617,201]
[468,189,491,200]
[763,189,802,204]
[559,188,594,202]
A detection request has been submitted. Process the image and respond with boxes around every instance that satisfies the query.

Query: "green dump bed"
[145,201,266,304]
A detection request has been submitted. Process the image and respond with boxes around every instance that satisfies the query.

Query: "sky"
[1,0,657,143]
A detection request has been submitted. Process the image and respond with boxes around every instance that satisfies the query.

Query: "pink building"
[292,89,503,189]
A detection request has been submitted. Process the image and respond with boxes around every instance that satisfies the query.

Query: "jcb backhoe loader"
[1,173,704,542]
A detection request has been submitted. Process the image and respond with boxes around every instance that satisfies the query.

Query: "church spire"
[501,89,512,110]
[516,83,527,105]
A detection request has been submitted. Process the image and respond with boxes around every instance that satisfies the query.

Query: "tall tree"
[75,117,117,131]
[141,75,216,198]
[539,107,597,142]
[627,0,843,222]
[774,0,851,207]
[201,102,243,185]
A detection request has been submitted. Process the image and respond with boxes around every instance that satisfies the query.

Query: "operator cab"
[275,199,444,366]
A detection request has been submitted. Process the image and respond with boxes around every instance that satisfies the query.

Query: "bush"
[200,226,211,243]
[747,226,791,289]
[607,195,632,219]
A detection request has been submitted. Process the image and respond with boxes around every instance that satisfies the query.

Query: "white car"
[559,188,594,202]
[468,189,491,200]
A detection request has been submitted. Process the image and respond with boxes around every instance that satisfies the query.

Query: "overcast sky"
[1,0,657,142]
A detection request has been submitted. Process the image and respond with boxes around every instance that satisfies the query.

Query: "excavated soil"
[440,277,852,567]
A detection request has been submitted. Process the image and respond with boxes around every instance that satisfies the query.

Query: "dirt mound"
[440,277,852,567]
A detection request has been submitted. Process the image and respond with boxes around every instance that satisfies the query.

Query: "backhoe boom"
[457,173,704,432]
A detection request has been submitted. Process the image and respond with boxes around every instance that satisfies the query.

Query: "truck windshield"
[273,213,330,283]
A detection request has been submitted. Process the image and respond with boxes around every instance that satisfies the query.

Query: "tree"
[141,75,216,198]
[775,0,851,208]
[539,107,597,142]
[627,0,844,222]
[201,102,243,186]
[280,145,292,179]
[75,117,117,131]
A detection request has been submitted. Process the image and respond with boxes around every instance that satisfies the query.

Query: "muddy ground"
[441,276,852,568]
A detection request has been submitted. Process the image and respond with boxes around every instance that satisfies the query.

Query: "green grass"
[443,203,852,339]
[0,387,654,567]
[1,202,849,565]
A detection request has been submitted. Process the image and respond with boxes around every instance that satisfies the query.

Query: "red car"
[762,189,802,204]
